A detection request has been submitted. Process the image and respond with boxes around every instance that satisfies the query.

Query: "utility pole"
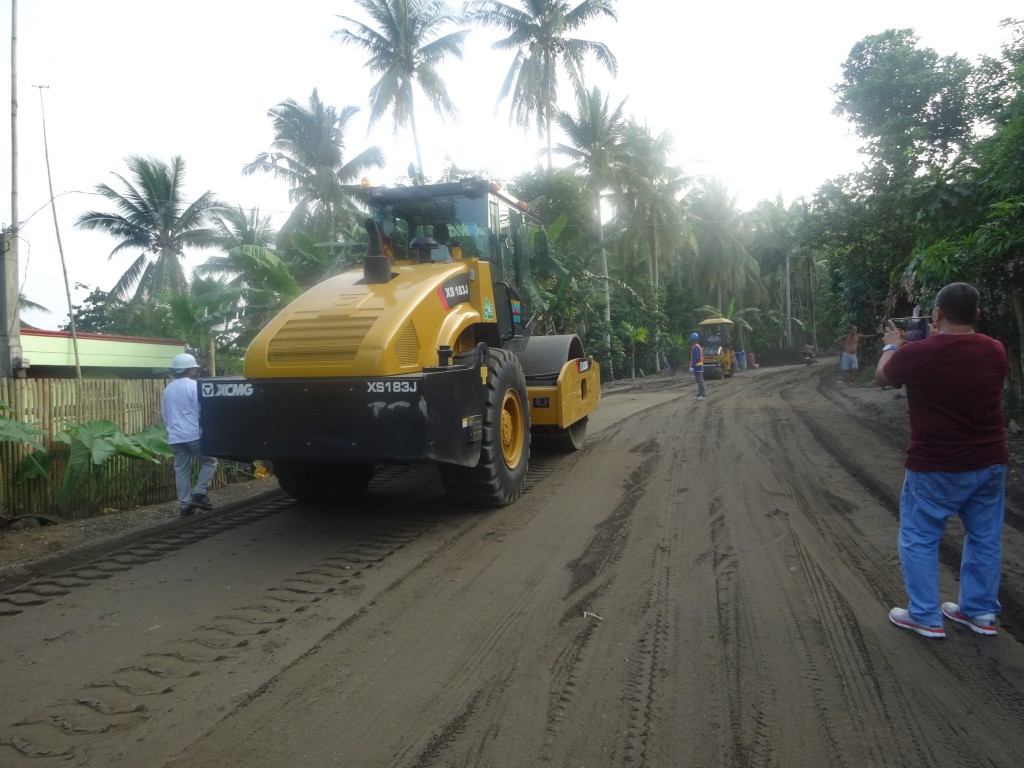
[34,84,81,378]
[2,0,24,379]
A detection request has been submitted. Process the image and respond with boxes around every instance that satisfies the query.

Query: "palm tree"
[209,205,276,252]
[553,83,625,378]
[465,0,618,168]
[746,196,806,346]
[688,178,758,313]
[75,155,220,309]
[612,122,692,372]
[199,205,299,342]
[195,243,304,348]
[18,292,50,315]
[614,121,692,290]
[334,0,468,181]
[163,275,242,375]
[243,90,384,244]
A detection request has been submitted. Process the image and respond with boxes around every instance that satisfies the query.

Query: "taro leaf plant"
[115,423,174,509]
[17,420,168,518]
[0,401,47,452]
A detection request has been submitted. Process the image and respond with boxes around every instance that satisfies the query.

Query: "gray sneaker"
[941,602,996,636]
[889,607,945,638]
[190,493,214,511]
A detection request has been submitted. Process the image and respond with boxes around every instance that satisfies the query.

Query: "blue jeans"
[171,440,218,510]
[694,370,706,397]
[898,465,1005,626]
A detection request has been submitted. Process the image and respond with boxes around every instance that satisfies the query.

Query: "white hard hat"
[170,353,199,373]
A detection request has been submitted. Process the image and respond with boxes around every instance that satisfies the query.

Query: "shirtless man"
[834,325,872,387]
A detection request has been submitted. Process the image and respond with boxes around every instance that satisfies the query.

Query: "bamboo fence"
[0,377,203,519]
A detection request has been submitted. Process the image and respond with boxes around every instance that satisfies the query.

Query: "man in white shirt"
[161,353,218,517]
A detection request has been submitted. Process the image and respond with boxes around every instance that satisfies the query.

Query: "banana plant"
[620,322,649,379]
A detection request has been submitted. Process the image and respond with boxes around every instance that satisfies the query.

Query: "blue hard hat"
[689,332,699,340]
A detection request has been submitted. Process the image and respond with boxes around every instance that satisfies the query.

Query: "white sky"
[1,0,1018,330]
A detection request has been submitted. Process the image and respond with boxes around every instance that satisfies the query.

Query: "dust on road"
[3,365,1024,767]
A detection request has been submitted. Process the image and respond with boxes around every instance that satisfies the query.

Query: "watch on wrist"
[882,344,899,352]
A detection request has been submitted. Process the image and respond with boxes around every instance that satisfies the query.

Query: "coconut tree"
[553,83,625,378]
[611,122,693,371]
[746,196,812,346]
[243,90,384,244]
[163,276,243,375]
[199,244,303,347]
[613,121,693,289]
[334,0,468,181]
[209,205,276,252]
[198,207,282,294]
[465,0,618,168]
[18,293,50,315]
[688,178,758,313]
[75,155,220,309]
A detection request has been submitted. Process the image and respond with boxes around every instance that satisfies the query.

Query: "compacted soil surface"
[2,363,1024,767]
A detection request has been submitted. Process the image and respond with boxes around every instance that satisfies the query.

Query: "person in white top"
[161,353,218,517]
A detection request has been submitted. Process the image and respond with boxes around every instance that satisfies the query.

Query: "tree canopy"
[63,16,1024,412]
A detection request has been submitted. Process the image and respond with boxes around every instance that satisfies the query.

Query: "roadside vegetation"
[0,402,170,519]
[44,4,1023,417]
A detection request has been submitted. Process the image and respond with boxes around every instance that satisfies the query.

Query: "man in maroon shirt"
[875,282,1008,638]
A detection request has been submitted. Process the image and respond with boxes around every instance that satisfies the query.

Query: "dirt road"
[3,364,1024,767]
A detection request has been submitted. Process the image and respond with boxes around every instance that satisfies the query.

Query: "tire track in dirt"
[15,371,1024,766]
[785,373,1024,643]
[765,368,1024,765]
[394,498,613,768]
[787,533,932,767]
[757,393,905,611]
[564,439,657,596]
[756,373,953,766]
[0,514,442,766]
[697,378,792,768]
[404,686,493,768]
[534,404,703,768]
[539,439,660,764]
[1,410,648,768]
[0,498,295,617]
[696,369,919,766]
[703,490,777,768]
[156,422,658,768]
[400,597,538,768]
[619,519,677,767]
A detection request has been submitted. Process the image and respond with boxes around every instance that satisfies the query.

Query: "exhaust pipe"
[363,219,392,284]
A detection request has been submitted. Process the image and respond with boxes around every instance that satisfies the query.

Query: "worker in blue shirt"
[689,332,707,400]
